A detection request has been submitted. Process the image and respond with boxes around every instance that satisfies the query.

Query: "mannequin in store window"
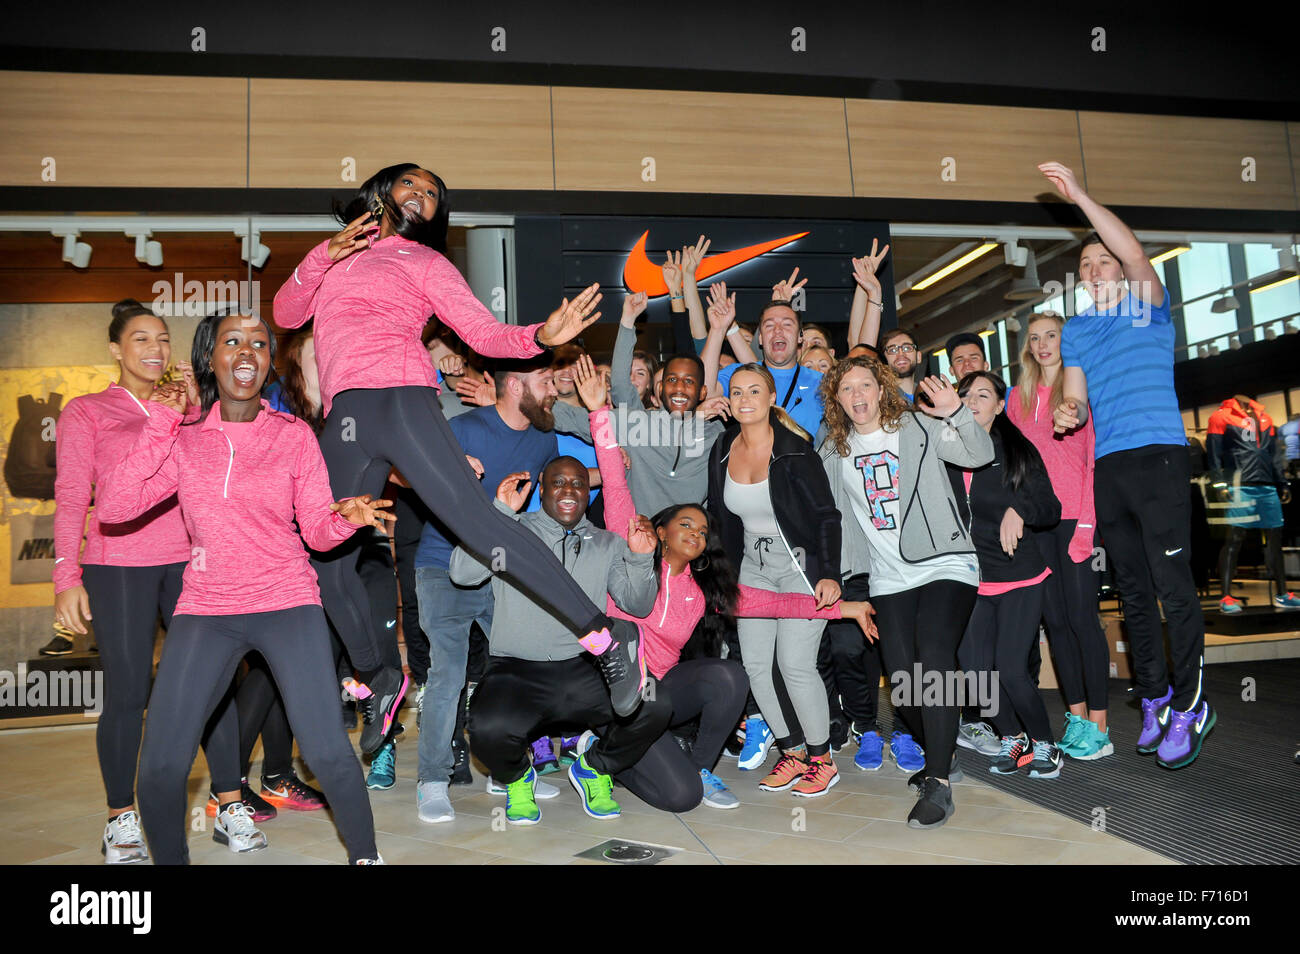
[1206,394,1298,612]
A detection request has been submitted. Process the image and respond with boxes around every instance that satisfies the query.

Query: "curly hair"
[820,354,910,458]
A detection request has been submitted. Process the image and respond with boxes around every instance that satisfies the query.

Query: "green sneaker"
[1070,721,1115,761]
[567,751,621,820]
[1057,713,1088,756]
[505,767,541,825]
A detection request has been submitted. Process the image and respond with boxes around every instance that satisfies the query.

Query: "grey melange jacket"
[819,404,994,580]
[447,499,659,662]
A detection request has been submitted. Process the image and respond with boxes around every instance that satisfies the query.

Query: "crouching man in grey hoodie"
[457,457,668,826]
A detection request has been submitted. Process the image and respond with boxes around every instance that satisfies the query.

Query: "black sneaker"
[907,777,955,829]
[584,619,645,718]
[350,667,410,755]
[1027,740,1063,779]
[989,735,1033,775]
[450,739,473,786]
[39,634,75,656]
[907,751,964,794]
[722,731,744,759]
[829,720,849,753]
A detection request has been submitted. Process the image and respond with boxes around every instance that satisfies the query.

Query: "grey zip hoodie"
[448,499,658,661]
[819,404,994,580]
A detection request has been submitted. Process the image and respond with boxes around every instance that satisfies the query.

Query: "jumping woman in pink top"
[274,164,646,749]
[96,311,391,865]
[54,299,242,865]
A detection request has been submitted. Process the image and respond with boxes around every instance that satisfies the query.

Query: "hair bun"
[112,298,149,321]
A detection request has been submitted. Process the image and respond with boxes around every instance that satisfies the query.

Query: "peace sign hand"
[852,239,891,300]
[772,266,808,302]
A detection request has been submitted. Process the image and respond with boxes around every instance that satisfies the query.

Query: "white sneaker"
[213,801,268,853]
[354,853,386,865]
[102,810,148,864]
[486,775,561,799]
[417,780,455,823]
[957,720,1002,757]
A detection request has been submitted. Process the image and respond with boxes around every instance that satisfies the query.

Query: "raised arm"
[701,283,735,398]
[681,236,711,344]
[272,212,376,329]
[1039,161,1163,307]
[610,293,647,409]
[848,240,890,348]
[915,377,995,468]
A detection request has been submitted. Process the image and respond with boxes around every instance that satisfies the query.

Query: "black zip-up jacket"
[708,414,842,591]
[1206,398,1287,490]
[947,427,1061,585]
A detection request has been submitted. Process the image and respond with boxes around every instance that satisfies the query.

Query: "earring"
[693,555,711,571]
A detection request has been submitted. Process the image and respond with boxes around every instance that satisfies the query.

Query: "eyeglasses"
[884,344,917,356]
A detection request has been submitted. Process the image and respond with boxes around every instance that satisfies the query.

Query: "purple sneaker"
[1156,702,1216,769]
[531,736,559,775]
[558,736,582,766]
[1136,686,1174,754]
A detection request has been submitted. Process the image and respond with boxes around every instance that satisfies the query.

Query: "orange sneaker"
[791,755,840,798]
[758,751,810,792]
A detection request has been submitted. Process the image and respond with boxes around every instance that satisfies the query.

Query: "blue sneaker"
[1273,591,1300,609]
[853,730,884,771]
[889,731,925,773]
[1057,713,1089,757]
[1156,701,1216,769]
[366,738,396,790]
[699,768,739,809]
[737,717,774,771]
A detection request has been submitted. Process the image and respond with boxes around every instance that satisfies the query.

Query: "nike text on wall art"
[623,230,810,297]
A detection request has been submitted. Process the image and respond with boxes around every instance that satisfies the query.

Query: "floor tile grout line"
[674,813,725,865]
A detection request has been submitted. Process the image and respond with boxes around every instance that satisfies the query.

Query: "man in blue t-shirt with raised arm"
[1042,160,1212,771]
[412,354,560,823]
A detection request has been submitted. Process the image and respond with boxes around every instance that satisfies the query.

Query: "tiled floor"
[0,719,1175,865]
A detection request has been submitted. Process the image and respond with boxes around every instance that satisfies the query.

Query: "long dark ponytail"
[957,371,1038,491]
[187,311,280,421]
[651,504,740,661]
[335,162,449,255]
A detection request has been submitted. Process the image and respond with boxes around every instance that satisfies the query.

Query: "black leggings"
[82,562,240,810]
[392,486,432,687]
[819,573,882,731]
[235,654,294,780]
[137,605,376,864]
[313,387,607,672]
[872,579,978,782]
[1220,524,1288,599]
[964,585,1053,742]
[619,658,748,813]
[1036,520,1107,711]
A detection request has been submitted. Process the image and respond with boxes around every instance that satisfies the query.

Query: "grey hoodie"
[819,404,994,580]
[448,499,658,661]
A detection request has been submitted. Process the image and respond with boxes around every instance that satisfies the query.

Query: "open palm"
[538,284,603,347]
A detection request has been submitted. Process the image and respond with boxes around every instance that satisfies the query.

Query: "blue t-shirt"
[1060,284,1186,460]
[526,432,598,512]
[718,362,825,439]
[415,405,559,569]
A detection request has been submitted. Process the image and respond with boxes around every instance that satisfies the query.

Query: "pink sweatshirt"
[53,383,192,594]
[591,408,837,679]
[273,236,545,417]
[1007,383,1097,563]
[95,400,358,616]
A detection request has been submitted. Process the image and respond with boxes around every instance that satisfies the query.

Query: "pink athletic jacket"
[95,400,358,616]
[273,236,545,417]
[591,408,837,679]
[1007,383,1097,563]
[53,383,192,594]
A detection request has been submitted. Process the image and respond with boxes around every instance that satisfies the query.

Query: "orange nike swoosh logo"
[623,230,810,297]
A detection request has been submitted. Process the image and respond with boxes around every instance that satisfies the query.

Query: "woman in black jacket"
[708,364,844,797]
[952,372,1063,779]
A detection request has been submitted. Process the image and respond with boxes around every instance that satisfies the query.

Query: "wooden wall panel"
[1079,112,1296,211]
[1290,121,1300,209]
[248,79,554,191]
[0,71,247,187]
[846,99,1084,203]
[551,87,852,196]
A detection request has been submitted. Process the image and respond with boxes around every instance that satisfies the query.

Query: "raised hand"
[174,361,200,410]
[851,239,891,301]
[327,211,377,263]
[695,395,732,421]
[840,600,878,642]
[149,381,187,414]
[682,235,710,279]
[572,353,608,411]
[706,282,737,333]
[662,250,684,297]
[438,354,466,378]
[454,371,496,408]
[1038,161,1086,203]
[772,266,808,302]
[917,375,962,418]
[1053,398,1082,434]
[621,291,648,328]
[331,494,396,530]
[537,284,603,347]
[628,515,657,555]
[496,471,533,512]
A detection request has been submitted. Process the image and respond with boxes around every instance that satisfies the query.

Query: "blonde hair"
[728,363,813,444]
[820,355,910,458]
[1016,313,1066,420]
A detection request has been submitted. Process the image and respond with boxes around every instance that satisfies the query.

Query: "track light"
[58,232,92,268]
[1264,326,1278,341]
[1229,335,1242,351]
[240,231,270,269]
[131,232,163,267]
[1005,248,1042,301]
[1197,345,1210,359]
[1210,292,1240,313]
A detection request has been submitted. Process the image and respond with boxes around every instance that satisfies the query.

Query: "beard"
[519,390,556,431]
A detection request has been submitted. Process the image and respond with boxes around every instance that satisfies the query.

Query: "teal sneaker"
[366,738,397,790]
[1071,721,1115,761]
[567,746,621,820]
[505,767,542,825]
[1057,713,1088,757]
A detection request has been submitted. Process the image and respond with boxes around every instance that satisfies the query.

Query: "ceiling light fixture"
[911,242,997,292]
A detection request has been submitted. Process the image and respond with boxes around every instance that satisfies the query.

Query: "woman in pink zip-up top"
[1008,312,1110,760]
[96,311,391,865]
[572,355,877,812]
[273,163,645,748]
[53,298,243,865]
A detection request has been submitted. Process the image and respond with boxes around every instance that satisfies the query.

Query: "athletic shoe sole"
[890,750,925,774]
[417,809,455,824]
[361,671,411,755]
[702,794,740,809]
[259,790,326,811]
[791,772,841,798]
[737,735,774,771]
[1028,760,1063,779]
[213,829,267,853]
[366,777,395,791]
[907,804,954,830]
[486,777,561,799]
[758,771,807,793]
[506,811,541,826]
[854,756,884,772]
[1070,741,1115,761]
[101,840,148,865]
[1156,710,1217,770]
